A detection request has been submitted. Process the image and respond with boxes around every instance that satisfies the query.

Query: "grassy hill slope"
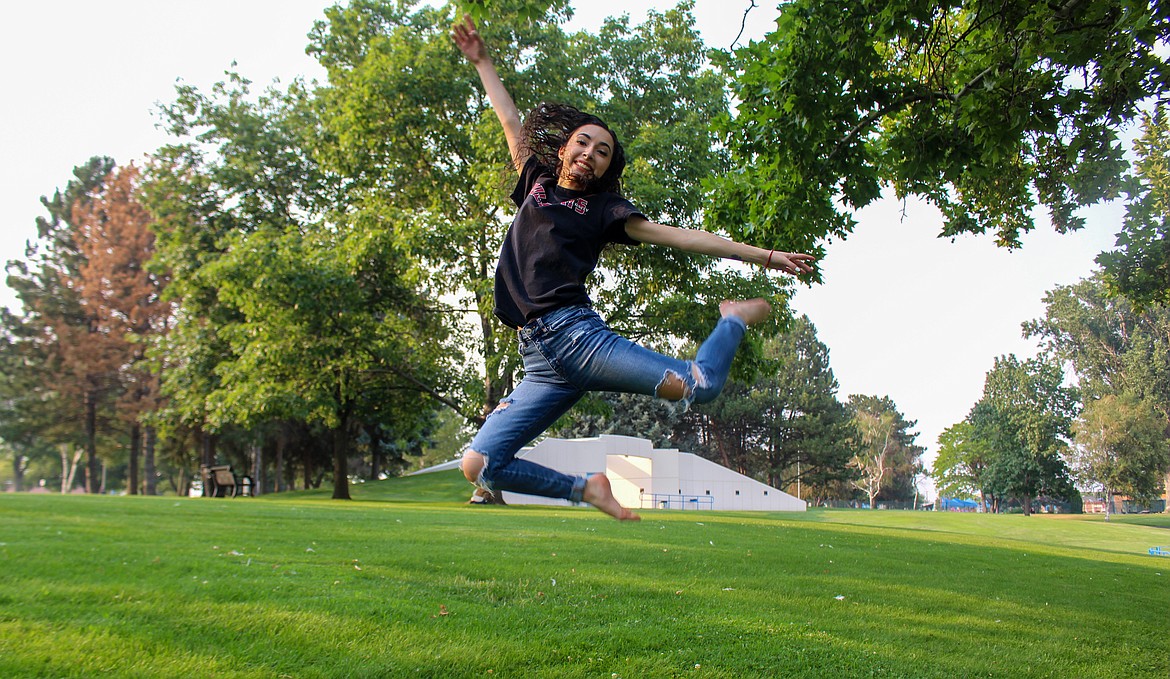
[271,468,473,504]
[1,490,1166,678]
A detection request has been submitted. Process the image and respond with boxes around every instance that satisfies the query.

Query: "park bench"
[201,465,254,498]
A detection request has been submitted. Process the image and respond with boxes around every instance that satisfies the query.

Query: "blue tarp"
[938,497,979,510]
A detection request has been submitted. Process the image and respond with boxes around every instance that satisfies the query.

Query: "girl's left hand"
[765,251,817,275]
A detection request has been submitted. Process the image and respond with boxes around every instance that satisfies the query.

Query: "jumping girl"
[452,16,816,520]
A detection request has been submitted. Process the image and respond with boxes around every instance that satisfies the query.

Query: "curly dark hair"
[518,102,627,195]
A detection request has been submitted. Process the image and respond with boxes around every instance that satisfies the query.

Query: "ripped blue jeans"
[468,304,746,501]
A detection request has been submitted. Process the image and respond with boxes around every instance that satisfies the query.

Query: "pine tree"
[9,158,116,492]
[71,165,170,494]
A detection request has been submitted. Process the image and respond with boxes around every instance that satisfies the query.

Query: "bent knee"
[689,362,724,404]
[691,386,723,405]
[461,450,485,484]
[655,363,717,404]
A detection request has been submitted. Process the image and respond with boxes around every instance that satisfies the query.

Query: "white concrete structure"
[418,435,805,512]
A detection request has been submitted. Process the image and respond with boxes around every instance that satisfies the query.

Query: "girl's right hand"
[452,14,488,64]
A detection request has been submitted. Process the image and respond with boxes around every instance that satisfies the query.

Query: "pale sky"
[2,1,1124,486]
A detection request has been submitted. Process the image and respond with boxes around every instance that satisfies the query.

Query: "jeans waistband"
[519,304,595,340]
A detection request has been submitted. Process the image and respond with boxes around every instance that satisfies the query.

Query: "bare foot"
[583,474,641,521]
[719,298,772,326]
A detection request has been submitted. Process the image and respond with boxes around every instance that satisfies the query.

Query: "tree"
[3,162,170,495]
[553,391,684,451]
[305,0,790,432]
[932,420,993,511]
[412,408,474,472]
[668,316,856,499]
[150,65,444,498]
[0,326,58,491]
[555,316,856,500]
[972,355,1078,515]
[148,0,803,495]
[1099,104,1170,309]
[850,404,894,509]
[204,223,443,500]
[1072,393,1169,518]
[1024,273,1170,487]
[1025,273,1145,400]
[711,0,1170,255]
[6,157,120,493]
[747,319,855,498]
[148,69,337,486]
[71,165,170,494]
[847,395,925,508]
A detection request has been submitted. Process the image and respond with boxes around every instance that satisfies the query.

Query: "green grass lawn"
[1,472,1167,678]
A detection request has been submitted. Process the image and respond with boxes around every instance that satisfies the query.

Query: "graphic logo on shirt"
[531,184,589,215]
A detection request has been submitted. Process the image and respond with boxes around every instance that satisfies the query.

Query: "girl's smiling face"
[556,124,615,190]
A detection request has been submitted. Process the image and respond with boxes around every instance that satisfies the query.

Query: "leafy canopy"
[1098,104,1170,308]
[970,354,1079,513]
[1072,393,1169,504]
[711,0,1170,255]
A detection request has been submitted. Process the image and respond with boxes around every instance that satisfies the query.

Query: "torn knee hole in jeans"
[656,363,710,403]
[655,370,692,401]
[486,398,513,418]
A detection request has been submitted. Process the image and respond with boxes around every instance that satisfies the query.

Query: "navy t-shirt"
[493,156,644,329]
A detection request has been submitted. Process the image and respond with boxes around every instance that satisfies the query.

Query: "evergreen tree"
[7,157,118,493]
[71,165,170,494]
[758,319,856,498]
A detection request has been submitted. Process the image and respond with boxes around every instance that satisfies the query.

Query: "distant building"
[418,435,805,512]
[1083,492,1167,514]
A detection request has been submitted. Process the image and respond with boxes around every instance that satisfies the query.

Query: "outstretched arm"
[624,216,817,276]
[452,15,525,171]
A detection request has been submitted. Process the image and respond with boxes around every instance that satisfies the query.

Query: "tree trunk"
[60,444,82,493]
[1022,494,1033,516]
[144,425,157,496]
[479,297,501,421]
[277,423,288,494]
[200,430,215,497]
[251,442,264,497]
[302,444,312,491]
[332,413,352,500]
[11,453,25,492]
[84,391,99,494]
[128,423,141,495]
[274,425,286,494]
[369,425,382,482]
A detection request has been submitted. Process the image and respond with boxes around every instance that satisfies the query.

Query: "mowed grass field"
[1,471,1167,678]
